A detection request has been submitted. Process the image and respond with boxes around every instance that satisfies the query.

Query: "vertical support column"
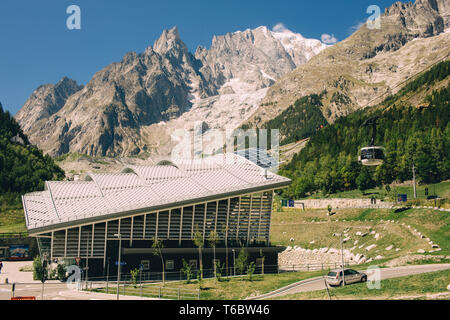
[103,221,108,269]
[179,207,184,245]
[236,196,241,241]
[130,216,134,246]
[267,191,274,246]
[214,201,219,233]
[168,209,172,239]
[225,198,230,243]
[77,226,81,257]
[118,218,121,237]
[64,229,68,258]
[91,224,95,257]
[247,194,253,245]
[257,193,263,242]
[191,205,196,238]
[155,212,159,239]
[203,202,207,239]
[143,214,147,239]
[50,231,54,261]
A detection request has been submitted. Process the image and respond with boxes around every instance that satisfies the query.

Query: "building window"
[141,260,150,271]
[166,260,174,270]
[189,259,197,270]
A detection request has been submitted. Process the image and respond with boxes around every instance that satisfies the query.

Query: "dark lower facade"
[70,239,284,279]
[32,190,286,279]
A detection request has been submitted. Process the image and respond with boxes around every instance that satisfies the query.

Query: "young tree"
[207,231,219,279]
[235,246,248,276]
[33,256,47,281]
[57,263,67,282]
[130,268,140,288]
[193,228,204,280]
[247,261,256,281]
[181,259,194,284]
[152,237,165,285]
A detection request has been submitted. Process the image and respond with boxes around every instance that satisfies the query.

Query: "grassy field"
[0,200,27,234]
[274,269,450,300]
[304,180,450,202]
[270,207,450,259]
[92,270,326,300]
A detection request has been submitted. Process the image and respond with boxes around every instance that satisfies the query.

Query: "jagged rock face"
[15,77,83,132]
[243,0,450,128]
[17,25,327,157]
[195,26,327,92]
[19,27,217,157]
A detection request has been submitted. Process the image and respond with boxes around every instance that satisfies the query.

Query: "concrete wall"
[294,198,395,209]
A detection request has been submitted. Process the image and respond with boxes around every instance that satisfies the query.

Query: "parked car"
[326,268,367,286]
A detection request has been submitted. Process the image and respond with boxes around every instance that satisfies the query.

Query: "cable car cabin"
[358,147,385,166]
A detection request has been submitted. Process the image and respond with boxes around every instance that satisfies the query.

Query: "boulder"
[385,245,394,251]
[366,244,377,251]
[417,249,426,253]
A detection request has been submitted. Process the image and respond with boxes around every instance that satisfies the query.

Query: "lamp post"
[340,233,345,286]
[114,233,122,300]
[106,257,110,294]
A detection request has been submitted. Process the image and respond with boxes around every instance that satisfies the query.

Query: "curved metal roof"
[23,153,290,233]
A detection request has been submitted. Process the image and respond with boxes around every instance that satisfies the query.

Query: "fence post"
[159,287,161,298]
[198,289,200,300]
[178,288,181,300]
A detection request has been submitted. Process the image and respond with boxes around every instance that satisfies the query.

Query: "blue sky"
[0,0,400,115]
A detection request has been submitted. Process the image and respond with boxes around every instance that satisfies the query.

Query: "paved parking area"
[0,261,156,300]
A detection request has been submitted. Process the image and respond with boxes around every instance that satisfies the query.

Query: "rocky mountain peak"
[15,77,83,132]
[384,0,445,37]
[153,26,185,55]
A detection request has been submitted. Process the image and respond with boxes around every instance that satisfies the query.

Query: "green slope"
[280,61,450,199]
[0,102,65,230]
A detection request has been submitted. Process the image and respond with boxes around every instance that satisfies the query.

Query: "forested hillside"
[280,61,450,199]
[0,103,64,202]
[263,93,328,145]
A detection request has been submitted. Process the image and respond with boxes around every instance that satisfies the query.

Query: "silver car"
[326,268,367,286]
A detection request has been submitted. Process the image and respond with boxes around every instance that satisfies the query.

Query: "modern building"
[22,153,291,278]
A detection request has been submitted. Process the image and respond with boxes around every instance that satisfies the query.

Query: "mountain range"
[14,0,450,160]
[15,25,327,157]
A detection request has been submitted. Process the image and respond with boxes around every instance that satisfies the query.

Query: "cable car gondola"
[358,117,385,166]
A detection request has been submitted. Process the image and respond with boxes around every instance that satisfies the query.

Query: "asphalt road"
[249,263,450,299]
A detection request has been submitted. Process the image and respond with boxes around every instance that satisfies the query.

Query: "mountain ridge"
[242,0,450,129]
[16,25,328,157]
